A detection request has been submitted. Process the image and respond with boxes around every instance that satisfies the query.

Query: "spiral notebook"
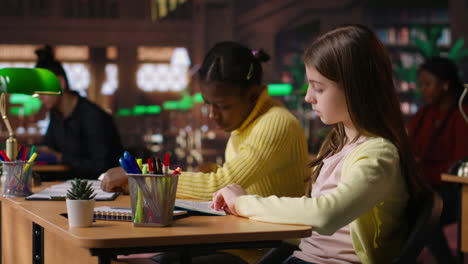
[93,206,188,222]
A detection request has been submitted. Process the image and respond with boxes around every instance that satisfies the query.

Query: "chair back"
[392,190,443,264]
[256,191,442,264]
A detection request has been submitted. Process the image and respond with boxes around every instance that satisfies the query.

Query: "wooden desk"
[442,174,468,255]
[1,192,312,264]
[0,182,60,264]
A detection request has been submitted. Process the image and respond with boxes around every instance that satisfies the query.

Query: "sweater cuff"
[235,195,259,217]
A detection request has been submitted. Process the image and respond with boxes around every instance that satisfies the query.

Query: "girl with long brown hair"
[212,24,426,264]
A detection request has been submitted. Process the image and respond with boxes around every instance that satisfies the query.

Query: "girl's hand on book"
[211,184,246,216]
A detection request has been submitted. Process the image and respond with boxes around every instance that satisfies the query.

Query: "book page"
[26,180,118,201]
[175,199,226,216]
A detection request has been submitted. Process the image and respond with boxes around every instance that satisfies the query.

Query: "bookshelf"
[366,5,450,117]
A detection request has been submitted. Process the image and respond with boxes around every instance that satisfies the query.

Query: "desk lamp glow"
[0,68,62,161]
[458,84,468,177]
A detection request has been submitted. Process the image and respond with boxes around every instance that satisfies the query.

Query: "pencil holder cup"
[1,161,34,197]
[127,173,179,227]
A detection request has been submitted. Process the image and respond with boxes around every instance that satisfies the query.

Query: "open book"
[174,199,226,216]
[26,180,119,201]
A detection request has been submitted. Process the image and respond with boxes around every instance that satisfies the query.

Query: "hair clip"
[246,63,254,80]
[252,49,259,57]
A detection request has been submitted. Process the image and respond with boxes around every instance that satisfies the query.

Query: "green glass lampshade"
[0,67,62,160]
[0,68,62,95]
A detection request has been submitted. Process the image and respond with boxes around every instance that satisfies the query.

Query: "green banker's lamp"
[0,67,62,160]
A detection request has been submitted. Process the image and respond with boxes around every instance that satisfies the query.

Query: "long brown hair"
[304,24,425,202]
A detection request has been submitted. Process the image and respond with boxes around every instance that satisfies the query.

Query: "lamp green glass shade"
[0,68,61,161]
[0,68,62,95]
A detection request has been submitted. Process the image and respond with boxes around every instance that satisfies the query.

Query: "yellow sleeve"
[176,113,293,200]
[236,138,401,235]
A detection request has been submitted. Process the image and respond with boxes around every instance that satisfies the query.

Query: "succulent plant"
[66,178,96,200]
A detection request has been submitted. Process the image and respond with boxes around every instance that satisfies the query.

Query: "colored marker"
[119,157,130,173]
[152,158,157,174]
[23,152,37,173]
[157,158,163,174]
[123,151,141,174]
[0,150,11,161]
[21,146,26,161]
[125,158,139,174]
[16,145,24,160]
[163,153,170,175]
[172,167,182,175]
[136,159,143,171]
[29,145,36,159]
[147,158,154,173]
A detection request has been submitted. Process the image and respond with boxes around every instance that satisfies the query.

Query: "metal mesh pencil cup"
[2,161,34,197]
[127,173,179,227]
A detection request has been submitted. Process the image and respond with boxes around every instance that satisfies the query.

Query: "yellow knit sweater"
[176,89,310,263]
[176,89,310,201]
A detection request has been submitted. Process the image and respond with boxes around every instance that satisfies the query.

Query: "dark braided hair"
[198,41,270,94]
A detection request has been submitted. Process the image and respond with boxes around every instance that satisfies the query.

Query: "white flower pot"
[66,199,95,228]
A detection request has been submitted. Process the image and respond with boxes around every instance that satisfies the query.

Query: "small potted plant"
[66,178,96,227]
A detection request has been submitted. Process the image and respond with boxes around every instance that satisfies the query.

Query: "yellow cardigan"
[176,89,310,201]
[236,137,409,264]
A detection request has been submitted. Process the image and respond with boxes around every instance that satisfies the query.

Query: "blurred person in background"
[407,56,468,264]
[35,45,123,180]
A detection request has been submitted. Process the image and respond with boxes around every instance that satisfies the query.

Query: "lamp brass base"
[6,136,18,161]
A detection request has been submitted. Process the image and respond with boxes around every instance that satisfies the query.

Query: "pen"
[172,167,182,175]
[119,157,130,173]
[135,185,144,223]
[123,151,141,174]
[119,157,139,174]
[29,145,36,160]
[164,153,170,175]
[17,152,37,195]
[154,157,160,174]
[125,158,140,174]
[16,145,24,160]
[147,158,154,173]
[136,159,143,171]
[157,158,163,174]
[23,152,37,173]
[0,150,11,161]
[22,145,27,161]
[152,158,157,174]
